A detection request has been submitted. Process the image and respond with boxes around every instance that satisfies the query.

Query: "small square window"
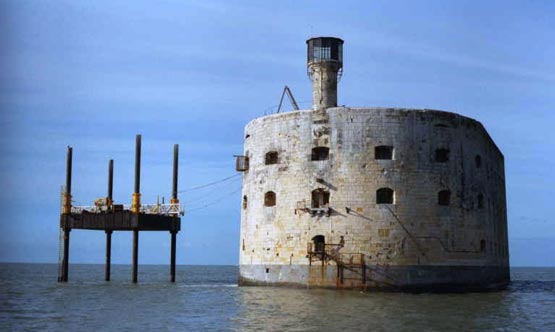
[435,149,449,162]
[375,146,393,160]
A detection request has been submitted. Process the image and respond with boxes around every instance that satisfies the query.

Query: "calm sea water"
[0,264,553,332]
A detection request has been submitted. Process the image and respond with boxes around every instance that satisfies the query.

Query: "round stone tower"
[237,38,510,291]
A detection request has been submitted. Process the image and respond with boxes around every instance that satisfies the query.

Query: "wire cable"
[184,176,242,204]
[178,174,241,193]
[186,187,242,213]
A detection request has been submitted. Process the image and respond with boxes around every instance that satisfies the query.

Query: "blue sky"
[0,0,553,266]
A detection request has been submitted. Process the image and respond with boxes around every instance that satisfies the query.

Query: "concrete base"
[239,264,510,292]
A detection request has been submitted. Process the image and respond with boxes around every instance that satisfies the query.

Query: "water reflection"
[233,273,555,332]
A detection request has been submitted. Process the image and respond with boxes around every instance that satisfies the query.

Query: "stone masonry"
[238,107,510,291]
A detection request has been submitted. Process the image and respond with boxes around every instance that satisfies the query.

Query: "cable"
[184,176,242,204]
[186,187,242,213]
[178,174,241,193]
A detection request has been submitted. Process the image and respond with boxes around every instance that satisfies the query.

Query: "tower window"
[438,190,451,206]
[311,147,329,161]
[311,189,330,208]
[480,239,486,252]
[376,188,394,204]
[375,146,393,160]
[243,195,248,210]
[475,155,482,168]
[265,151,278,165]
[478,194,484,209]
[435,148,450,162]
[264,191,276,207]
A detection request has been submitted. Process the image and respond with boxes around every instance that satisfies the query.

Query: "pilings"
[132,134,141,214]
[132,135,141,283]
[132,229,139,283]
[170,144,179,282]
[105,160,114,281]
[58,146,73,282]
[107,159,113,206]
[105,230,112,281]
[57,135,181,284]
[61,229,70,282]
[172,144,179,202]
[170,231,177,282]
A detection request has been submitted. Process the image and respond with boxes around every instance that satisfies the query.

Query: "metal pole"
[134,135,141,194]
[107,159,113,202]
[132,229,139,283]
[66,146,72,195]
[132,135,141,214]
[172,144,178,201]
[59,146,72,282]
[62,229,70,282]
[105,230,112,281]
[170,231,176,282]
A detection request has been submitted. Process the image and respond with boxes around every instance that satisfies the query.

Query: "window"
[311,147,329,161]
[480,239,486,252]
[435,148,450,162]
[264,191,276,207]
[311,189,330,208]
[477,194,484,209]
[375,146,393,160]
[438,190,451,206]
[376,188,394,204]
[475,155,482,168]
[312,235,325,253]
[243,195,248,210]
[235,155,249,171]
[265,151,278,165]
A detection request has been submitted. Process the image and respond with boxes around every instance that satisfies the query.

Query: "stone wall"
[239,107,509,290]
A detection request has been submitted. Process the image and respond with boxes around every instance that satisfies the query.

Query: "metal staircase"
[307,243,367,289]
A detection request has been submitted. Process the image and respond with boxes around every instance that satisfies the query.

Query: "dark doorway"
[311,147,329,161]
[312,235,325,253]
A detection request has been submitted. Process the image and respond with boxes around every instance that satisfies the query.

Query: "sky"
[0,0,553,266]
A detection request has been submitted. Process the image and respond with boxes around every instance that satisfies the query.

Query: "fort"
[237,37,510,291]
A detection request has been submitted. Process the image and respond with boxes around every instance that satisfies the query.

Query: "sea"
[0,264,553,332]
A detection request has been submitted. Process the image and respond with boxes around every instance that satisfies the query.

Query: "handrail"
[71,203,184,216]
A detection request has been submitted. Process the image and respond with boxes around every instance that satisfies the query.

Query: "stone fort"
[236,37,509,291]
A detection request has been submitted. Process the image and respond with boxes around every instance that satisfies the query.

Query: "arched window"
[311,147,329,161]
[480,239,486,252]
[375,145,394,160]
[376,188,394,204]
[311,189,330,208]
[475,155,482,168]
[435,148,450,162]
[477,193,484,209]
[438,190,451,206]
[243,195,248,209]
[265,151,278,165]
[312,235,325,253]
[264,191,276,207]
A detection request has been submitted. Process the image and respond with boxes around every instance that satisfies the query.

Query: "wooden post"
[132,229,139,283]
[361,254,366,286]
[170,231,176,282]
[105,230,112,281]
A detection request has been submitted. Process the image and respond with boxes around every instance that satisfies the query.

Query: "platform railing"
[71,203,184,216]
